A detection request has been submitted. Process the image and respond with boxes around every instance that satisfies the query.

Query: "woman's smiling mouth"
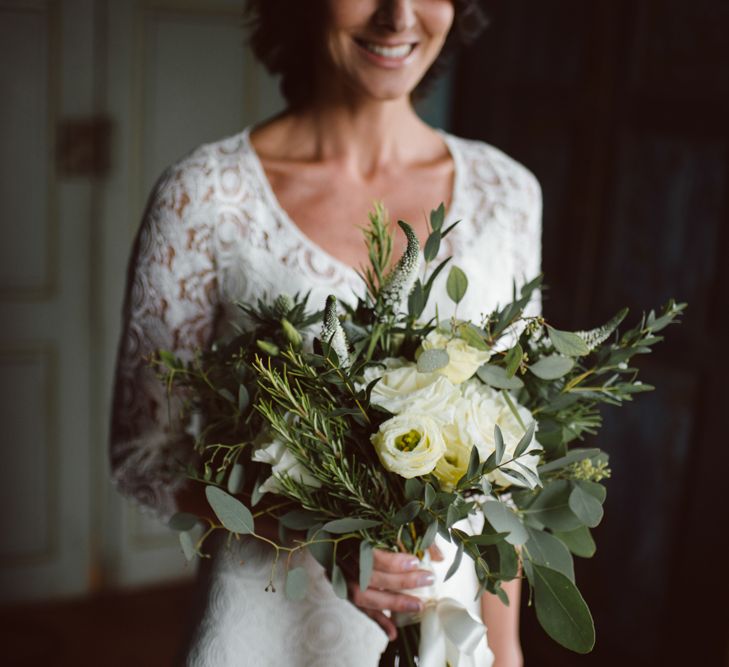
[354,38,418,65]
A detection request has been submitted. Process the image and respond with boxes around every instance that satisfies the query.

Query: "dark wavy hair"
[243,0,489,109]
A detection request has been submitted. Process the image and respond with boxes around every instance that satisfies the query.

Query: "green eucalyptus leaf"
[446,266,468,304]
[494,425,505,464]
[179,530,196,561]
[548,327,590,357]
[331,563,348,599]
[529,354,575,380]
[205,485,254,534]
[576,480,607,504]
[468,531,510,545]
[168,512,200,532]
[405,477,423,500]
[446,504,458,529]
[217,388,235,403]
[251,473,265,507]
[532,564,595,653]
[495,584,510,606]
[307,529,333,570]
[285,566,309,601]
[504,344,523,378]
[458,323,490,351]
[477,363,524,389]
[417,348,450,373]
[421,519,439,549]
[280,510,323,530]
[568,484,604,528]
[393,501,422,526]
[424,230,442,262]
[424,483,436,509]
[408,281,426,319]
[323,518,380,533]
[227,463,244,494]
[238,385,249,413]
[525,527,575,581]
[430,202,445,231]
[466,445,481,480]
[482,501,528,545]
[359,541,374,591]
[526,480,582,532]
[496,541,519,579]
[513,421,537,459]
[444,540,464,581]
[554,526,597,558]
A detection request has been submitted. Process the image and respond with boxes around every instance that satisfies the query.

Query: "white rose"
[449,380,542,488]
[421,330,491,384]
[362,358,460,421]
[371,413,447,478]
[251,426,321,496]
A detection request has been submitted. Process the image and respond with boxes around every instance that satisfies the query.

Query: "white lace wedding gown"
[110,125,542,666]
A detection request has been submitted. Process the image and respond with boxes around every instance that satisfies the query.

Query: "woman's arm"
[481,577,523,667]
[110,160,219,520]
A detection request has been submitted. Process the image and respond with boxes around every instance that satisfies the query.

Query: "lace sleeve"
[109,156,219,520]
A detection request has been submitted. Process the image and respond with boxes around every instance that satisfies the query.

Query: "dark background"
[453,1,728,665]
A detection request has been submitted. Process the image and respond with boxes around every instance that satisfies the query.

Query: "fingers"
[369,568,434,591]
[350,582,424,615]
[373,548,420,574]
[363,608,398,642]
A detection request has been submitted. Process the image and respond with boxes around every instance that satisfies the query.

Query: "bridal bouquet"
[158,203,684,665]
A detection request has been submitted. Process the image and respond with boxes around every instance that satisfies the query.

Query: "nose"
[374,0,417,32]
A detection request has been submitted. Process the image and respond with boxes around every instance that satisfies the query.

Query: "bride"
[110,1,541,665]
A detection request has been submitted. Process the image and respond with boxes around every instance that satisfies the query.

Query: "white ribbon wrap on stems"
[418,596,486,667]
[393,521,495,667]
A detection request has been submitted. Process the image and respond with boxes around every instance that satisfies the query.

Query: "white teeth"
[362,42,414,59]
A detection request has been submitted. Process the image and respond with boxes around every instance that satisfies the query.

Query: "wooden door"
[0,0,95,602]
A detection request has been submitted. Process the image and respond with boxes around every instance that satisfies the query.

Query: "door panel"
[0,0,93,602]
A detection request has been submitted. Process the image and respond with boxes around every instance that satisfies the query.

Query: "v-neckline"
[240,125,464,278]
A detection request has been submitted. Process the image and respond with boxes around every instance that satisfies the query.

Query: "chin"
[349,74,423,103]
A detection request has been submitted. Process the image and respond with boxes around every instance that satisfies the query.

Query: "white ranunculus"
[371,413,447,478]
[448,380,542,489]
[362,358,460,421]
[421,330,492,385]
[251,428,321,495]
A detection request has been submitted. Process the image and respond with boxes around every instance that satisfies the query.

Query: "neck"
[282,88,431,179]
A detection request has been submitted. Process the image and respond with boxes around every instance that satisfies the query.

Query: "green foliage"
[532,564,595,653]
[285,567,309,601]
[446,265,468,304]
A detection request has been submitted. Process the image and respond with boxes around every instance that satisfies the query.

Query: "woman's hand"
[347,546,443,641]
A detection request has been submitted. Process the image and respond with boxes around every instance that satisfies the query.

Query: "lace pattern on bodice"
[109,126,542,520]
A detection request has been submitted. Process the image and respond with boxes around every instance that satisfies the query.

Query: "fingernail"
[406,600,422,612]
[417,573,435,586]
[403,558,420,571]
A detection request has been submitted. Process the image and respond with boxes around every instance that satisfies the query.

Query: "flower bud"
[281,317,302,349]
